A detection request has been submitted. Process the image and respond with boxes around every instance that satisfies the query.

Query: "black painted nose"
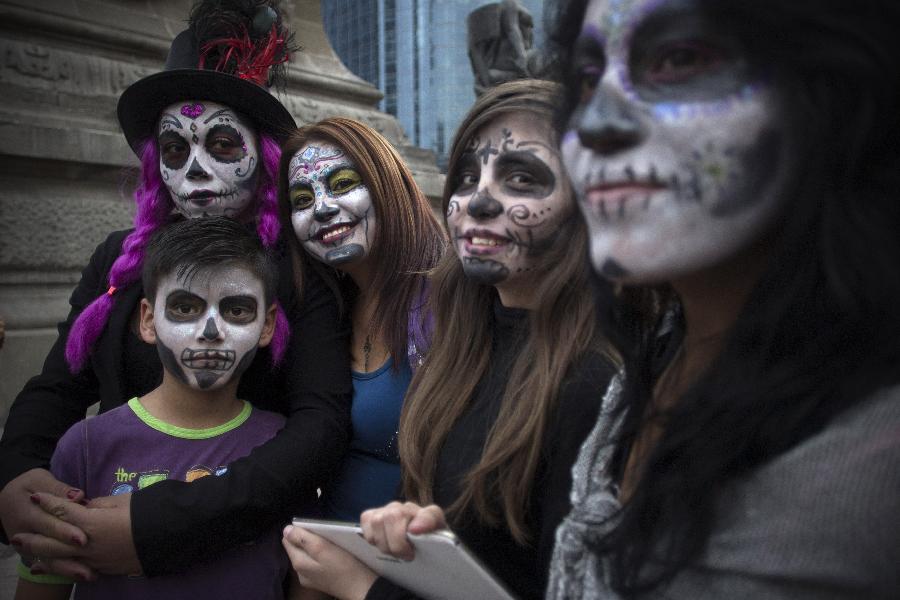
[186,157,209,180]
[467,190,504,219]
[576,86,644,155]
[314,203,340,222]
[201,317,219,340]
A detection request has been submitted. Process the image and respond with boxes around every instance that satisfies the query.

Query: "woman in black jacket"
[0,0,351,580]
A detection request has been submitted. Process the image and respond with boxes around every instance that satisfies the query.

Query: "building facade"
[323,0,546,169]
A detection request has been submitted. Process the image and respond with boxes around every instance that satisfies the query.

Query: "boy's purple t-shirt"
[48,398,289,600]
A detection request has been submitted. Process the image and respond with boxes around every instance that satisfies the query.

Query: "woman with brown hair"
[277,117,444,522]
[282,80,618,600]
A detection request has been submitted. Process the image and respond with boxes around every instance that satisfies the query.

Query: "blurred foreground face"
[447,113,573,287]
[563,0,791,283]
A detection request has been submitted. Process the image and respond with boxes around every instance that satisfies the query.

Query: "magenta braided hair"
[65,134,289,372]
[258,135,289,365]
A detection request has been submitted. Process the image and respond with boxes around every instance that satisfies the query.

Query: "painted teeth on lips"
[180,348,235,371]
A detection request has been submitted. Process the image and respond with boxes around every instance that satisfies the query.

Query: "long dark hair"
[554,0,900,593]
[400,80,617,544]
[278,118,444,369]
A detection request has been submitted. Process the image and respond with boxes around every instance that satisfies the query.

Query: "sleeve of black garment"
[0,232,124,514]
[131,253,353,576]
[535,354,616,578]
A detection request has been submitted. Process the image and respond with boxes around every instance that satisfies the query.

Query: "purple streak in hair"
[270,301,290,365]
[66,140,172,372]
[256,135,282,248]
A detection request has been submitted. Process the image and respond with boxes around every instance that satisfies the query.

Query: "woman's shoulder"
[722,383,900,503]
[781,383,900,475]
[692,383,900,596]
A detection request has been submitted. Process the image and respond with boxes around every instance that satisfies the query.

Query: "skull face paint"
[151,265,267,391]
[288,141,376,267]
[562,0,791,283]
[157,100,259,219]
[447,113,572,286]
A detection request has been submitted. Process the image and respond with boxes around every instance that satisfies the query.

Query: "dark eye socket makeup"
[570,3,748,106]
[495,151,556,198]
[205,125,246,163]
[628,10,746,101]
[165,291,206,321]
[159,131,190,170]
[453,153,480,193]
[571,34,606,104]
[220,295,258,323]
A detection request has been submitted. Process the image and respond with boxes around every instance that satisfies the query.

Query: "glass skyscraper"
[322,0,546,169]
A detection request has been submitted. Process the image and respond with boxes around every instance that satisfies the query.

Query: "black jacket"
[367,302,616,600]
[0,229,353,575]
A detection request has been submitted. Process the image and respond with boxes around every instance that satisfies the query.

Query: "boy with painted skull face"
[16,217,291,600]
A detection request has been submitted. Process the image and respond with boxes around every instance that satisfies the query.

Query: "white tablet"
[291,518,517,600]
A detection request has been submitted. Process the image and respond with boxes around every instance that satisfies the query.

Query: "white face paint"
[151,264,266,391]
[563,0,791,283]
[157,100,259,219]
[287,141,376,267]
[447,113,573,287]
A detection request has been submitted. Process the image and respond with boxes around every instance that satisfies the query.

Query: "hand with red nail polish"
[0,467,94,583]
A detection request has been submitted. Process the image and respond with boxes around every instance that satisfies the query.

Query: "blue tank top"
[323,356,412,521]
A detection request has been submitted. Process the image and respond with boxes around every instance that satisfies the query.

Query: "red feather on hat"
[190,0,296,88]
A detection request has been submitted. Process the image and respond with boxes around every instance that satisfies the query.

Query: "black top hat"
[117,2,297,155]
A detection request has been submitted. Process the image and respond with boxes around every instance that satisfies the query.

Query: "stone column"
[0,0,442,425]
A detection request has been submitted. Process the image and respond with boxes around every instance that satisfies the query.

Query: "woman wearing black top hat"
[0,0,351,581]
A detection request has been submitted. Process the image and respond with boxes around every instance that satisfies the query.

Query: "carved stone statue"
[467,0,543,96]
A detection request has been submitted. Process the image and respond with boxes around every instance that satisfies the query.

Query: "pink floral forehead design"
[181,102,205,119]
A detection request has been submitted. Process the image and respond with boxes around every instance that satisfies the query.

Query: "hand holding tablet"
[291,517,517,600]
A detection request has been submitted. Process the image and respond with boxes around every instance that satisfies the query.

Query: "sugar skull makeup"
[288,141,376,267]
[157,100,259,219]
[447,113,572,286]
[563,0,791,283]
[150,264,267,391]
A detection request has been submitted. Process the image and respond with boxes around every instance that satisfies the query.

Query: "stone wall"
[0,0,443,425]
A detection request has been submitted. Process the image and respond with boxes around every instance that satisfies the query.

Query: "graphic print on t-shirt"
[109,464,229,495]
